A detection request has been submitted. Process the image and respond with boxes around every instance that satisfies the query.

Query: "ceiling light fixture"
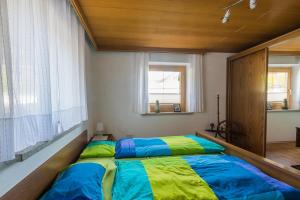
[221,0,257,23]
[222,9,231,24]
[249,0,256,9]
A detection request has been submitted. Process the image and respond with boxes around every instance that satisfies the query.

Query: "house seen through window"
[148,65,186,112]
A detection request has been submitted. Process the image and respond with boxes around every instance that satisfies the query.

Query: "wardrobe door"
[227,49,268,156]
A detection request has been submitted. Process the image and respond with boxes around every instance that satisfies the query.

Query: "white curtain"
[294,67,300,109]
[187,54,204,112]
[0,0,15,162]
[133,52,149,114]
[0,0,87,162]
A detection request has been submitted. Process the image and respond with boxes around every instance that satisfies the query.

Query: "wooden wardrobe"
[227,49,268,156]
[226,28,300,157]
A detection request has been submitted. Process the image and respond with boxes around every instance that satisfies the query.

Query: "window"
[148,65,186,112]
[133,53,203,114]
[267,68,292,109]
[0,0,87,162]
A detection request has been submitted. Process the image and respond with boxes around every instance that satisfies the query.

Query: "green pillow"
[80,141,116,158]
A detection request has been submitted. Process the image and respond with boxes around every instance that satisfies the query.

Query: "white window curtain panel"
[186,54,204,112]
[0,0,15,162]
[295,69,300,109]
[0,0,87,162]
[133,52,150,114]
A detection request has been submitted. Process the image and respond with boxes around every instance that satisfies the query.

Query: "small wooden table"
[92,134,115,141]
[92,135,109,141]
[296,127,300,147]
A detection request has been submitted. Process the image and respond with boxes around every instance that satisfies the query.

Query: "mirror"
[266,36,300,170]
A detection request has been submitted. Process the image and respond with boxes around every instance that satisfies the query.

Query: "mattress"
[41,135,300,200]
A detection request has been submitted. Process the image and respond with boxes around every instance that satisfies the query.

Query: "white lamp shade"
[96,122,104,132]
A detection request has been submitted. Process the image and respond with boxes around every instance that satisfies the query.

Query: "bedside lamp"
[96,122,104,135]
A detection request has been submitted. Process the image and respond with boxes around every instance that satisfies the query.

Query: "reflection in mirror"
[266,39,300,171]
[267,62,299,111]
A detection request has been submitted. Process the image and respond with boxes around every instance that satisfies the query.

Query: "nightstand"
[92,134,115,141]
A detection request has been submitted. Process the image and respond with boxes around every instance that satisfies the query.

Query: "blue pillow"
[40,163,105,200]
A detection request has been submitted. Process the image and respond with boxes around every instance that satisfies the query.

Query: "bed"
[41,134,300,200]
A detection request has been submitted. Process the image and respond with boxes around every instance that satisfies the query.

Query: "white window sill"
[267,109,300,113]
[142,112,194,116]
[0,121,87,170]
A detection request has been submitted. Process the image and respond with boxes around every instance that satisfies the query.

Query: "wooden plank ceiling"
[76,0,300,52]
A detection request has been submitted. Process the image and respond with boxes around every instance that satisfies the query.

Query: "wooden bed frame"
[1,130,88,200]
[196,132,300,189]
[1,131,299,200]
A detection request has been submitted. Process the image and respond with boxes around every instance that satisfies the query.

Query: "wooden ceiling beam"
[70,0,99,50]
[97,45,206,54]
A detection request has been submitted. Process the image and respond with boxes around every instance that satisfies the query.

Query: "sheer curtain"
[187,54,204,112]
[0,0,15,162]
[294,67,300,109]
[0,0,87,162]
[133,52,150,114]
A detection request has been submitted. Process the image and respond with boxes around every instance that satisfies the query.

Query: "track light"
[221,0,257,23]
[249,0,256,10]
[222,9,231,24]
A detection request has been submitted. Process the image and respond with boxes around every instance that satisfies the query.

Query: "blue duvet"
[112,155,300,200]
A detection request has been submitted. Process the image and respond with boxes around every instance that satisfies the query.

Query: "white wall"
[267,111,300,142]
[269,55,299,65]
[89,52,232,139]
[85,42,95,138]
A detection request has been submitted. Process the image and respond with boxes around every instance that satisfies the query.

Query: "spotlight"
[249,0,256,10]
[222,9,231,24]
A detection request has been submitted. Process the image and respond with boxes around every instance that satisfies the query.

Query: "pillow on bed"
[115,134,225,159]
[40,158,116,200]
[80,140,116,158]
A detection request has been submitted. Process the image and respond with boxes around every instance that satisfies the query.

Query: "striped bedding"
[113,155,300,200]
[115,135,225,158]
[41,135,300,200]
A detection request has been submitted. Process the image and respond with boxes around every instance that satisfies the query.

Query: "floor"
[266,142,300,168]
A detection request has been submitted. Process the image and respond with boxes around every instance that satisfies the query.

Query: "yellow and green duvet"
[113,155,300,200]
[41,135,300,200]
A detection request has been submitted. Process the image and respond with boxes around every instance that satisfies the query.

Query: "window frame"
[267,67,292,109]
[148,65,186,112]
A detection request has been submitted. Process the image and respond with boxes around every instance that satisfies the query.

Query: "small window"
[148,65,186,112]
[267,67,292,109]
